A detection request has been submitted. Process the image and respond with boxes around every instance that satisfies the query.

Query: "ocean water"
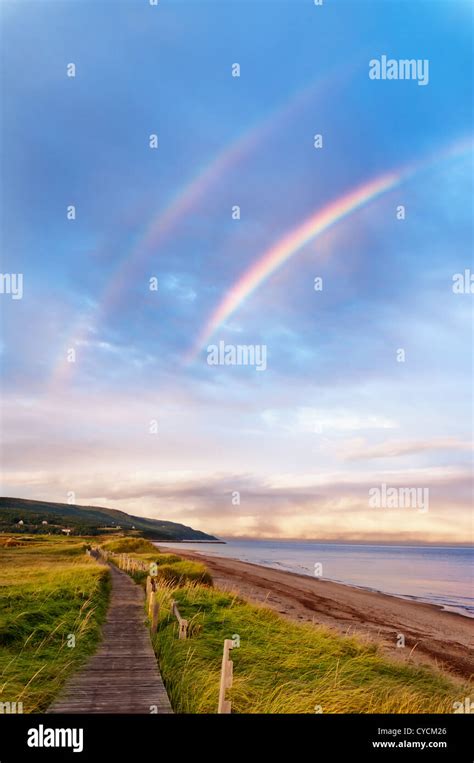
[158,539,474,618]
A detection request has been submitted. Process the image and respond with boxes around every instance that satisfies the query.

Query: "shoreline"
[158,546,474,678]
[157,543,473,619]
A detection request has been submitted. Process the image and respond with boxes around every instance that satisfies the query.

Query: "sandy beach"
[161,548,474,679]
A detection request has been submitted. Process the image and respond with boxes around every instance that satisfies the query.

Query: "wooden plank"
[171,600,188,639]
[47,564,172,714]
[217,639,234,714]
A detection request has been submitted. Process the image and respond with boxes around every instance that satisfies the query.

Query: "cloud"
[261,407,398,434]
[340,437,473,461]
[3,466,471,544]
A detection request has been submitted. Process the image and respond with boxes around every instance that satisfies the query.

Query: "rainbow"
[186,137,473,363]
[80,63,348,320]
[98,57,352,316]
[48,64,348,391]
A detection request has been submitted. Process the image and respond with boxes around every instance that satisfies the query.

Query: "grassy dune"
[107,539,467,714]
[151,584,465,714]
[0,535,109,712]
[102,537,212,586]
[1,534,467,715]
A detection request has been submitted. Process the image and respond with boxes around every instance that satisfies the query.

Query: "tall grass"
[102,537,212,586]
[101,537,153,554]
[151,583,467,714]
[0,535,109,712]
[100,538,469,714]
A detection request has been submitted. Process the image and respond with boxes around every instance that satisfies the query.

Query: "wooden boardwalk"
[48,563,172,714]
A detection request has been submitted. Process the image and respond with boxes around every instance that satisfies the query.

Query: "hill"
[0,497,218,541]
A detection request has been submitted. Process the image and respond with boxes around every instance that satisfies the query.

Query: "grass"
[151,583,467,714]
[0,534,110,712]
[102,536,212,586]
[101,537,153,554]
[3,532,466,715]
[108,539,468,714]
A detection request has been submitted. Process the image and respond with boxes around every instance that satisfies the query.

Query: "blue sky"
[1,0,472,542]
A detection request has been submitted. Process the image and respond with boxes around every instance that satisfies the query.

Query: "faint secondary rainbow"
[48,62,350,392]
[186,136,473,363]
[94,57,353,319]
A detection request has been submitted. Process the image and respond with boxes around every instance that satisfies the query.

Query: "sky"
[0,0,472,543]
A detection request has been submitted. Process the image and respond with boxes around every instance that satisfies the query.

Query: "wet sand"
[160,547,474,679]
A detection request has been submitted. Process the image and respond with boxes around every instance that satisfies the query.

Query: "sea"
[158,539,474,618]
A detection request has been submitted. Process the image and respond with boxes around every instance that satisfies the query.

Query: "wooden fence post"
[171,600,188,639]
[146,575,152,604]
[149,591,159,633]
[217,639,234,714]
[148,586,155,617]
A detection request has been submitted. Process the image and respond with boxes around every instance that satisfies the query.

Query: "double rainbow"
[186,137,472,363]
[48,65,346,391]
